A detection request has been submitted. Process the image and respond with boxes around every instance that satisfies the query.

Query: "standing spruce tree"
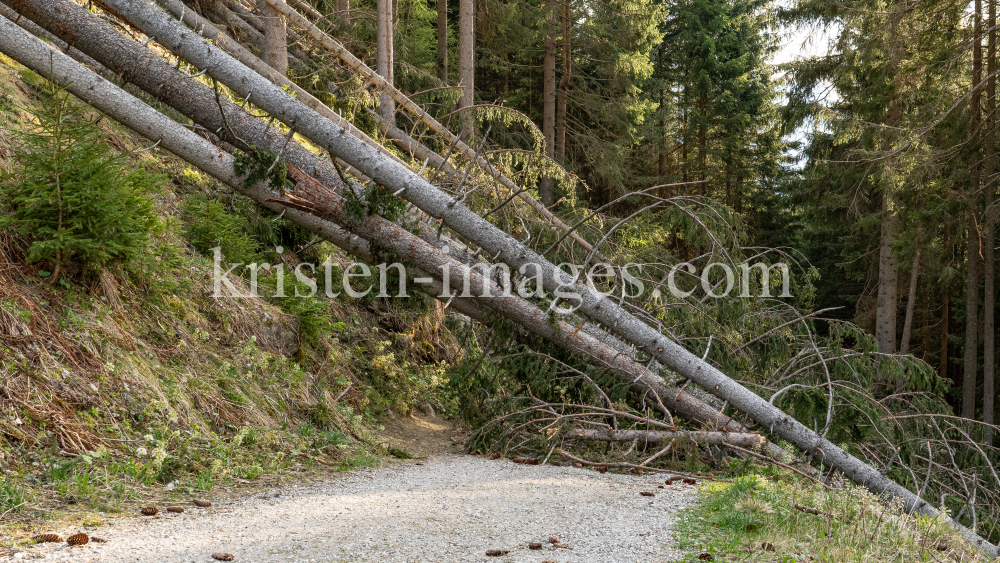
[648,0,783,219]
[0,81,158,283]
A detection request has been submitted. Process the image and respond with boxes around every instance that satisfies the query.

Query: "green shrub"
[0,80,159,280]
[0,476,27,513]
[181,193,259,265]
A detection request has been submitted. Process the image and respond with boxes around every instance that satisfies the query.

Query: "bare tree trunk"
[256,0,287,76]
[376,0,395,124]
[984,0,997,446]
[55,1,998,551]
[457,0,474,137]
[574,428,766,448]
[876,196,899,354]
[965,213,981,422]
[900,250,920,356]
[965,0,984,423]
[554,0,570,161]
[941,281,951,380]
[336,0,350,26]
[437,0,447,82]
[539,0,556,207]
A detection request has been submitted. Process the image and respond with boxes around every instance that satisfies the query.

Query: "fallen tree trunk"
[154,0,401,169]
[263,0,600,256]
[77,0,995,553]
[0,7,748,438]
[572,428,766,449]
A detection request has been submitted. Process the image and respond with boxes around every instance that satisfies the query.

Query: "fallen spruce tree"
[0,2,751,437]
[62,0,996,554]
[261,0,599,257]
[1,0,996,555]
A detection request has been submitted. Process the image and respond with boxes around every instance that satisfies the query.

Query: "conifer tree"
[0,80,158,283]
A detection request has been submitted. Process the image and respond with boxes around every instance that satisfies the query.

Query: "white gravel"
[4,455,699,562]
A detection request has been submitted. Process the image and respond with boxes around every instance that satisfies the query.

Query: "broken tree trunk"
[81,0,996,552]
[573,428,767,449]
[0,7,747,439]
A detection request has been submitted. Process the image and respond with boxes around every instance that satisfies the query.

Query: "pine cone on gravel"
[66,533,89,546]
[485,549,509,557]
[553,542,573,550]
[528,542,543,550]
[140,506,159,516]
[211,553,235,561]
[640,491,655,497]
[166,506,185,513]
[32,534,62,543]
[548,536,560,544]
[193,498,212,507]
[90,537,108,543]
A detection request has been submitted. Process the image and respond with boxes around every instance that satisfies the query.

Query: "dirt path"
[3,417,699,562]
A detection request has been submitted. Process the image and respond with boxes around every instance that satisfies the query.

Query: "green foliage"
[0,80,160,277]
[181,193,260,265]
[0,476,27,514]
[674,472,991,562]
[343,182,406,223]
[233,144,290,191]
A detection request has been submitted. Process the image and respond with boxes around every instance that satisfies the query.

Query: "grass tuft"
[672,468,991,563]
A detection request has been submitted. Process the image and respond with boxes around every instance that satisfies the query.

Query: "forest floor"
[2,414,698,562]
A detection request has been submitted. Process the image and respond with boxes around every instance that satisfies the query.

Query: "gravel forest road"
[5,455,698,563]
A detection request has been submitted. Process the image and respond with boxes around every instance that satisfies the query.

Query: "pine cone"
[528,542,543,550]
[140,506,159,516]
[67,533,89,546]
[90,536,108,543]
[548,536,560,544]
[32,534,62,543]
[211,552,235,561]
[640,491,655,497]
[193,498,212,507]
[166,506,185,513]
[485,549,509,557]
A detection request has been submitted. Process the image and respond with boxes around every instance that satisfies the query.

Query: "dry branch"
[573,428,766,449]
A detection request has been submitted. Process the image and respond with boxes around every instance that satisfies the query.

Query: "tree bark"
[965,0,984,423]
[457,0,474,138]
[941,282,951,381]
[573,428,766,449]
[984,0,997,447]
[336,0,350,26]
[876,195,899,354]
[554,0,570,161]
[437,0,447,82]
[900,250,920,356]
[965,213,981,422]
[256,0,287,76]
[539,0,556,207]
[62,0,998,552]
[376,0,395,124]
[154,0,399,167]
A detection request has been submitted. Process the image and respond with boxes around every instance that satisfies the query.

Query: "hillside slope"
[0,50,467,540]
